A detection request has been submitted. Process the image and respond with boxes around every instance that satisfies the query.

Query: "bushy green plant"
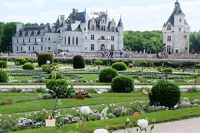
[22,63,35,70]
[0,70,8,83]
[111,76,134,93]
[46,79,71,98]
[41,63,59,74]
[195,64,200,69]
[38,52,54,67]
[43,93,52,99]
[36,88,45,93]
[73,55,85,69]
[0,60,7,68]
[149,81,180,108]
[112,62,127,71]
[48,71,62,79]
[99,68,118,82]
[139,60,148,71]
[15,58,27,65]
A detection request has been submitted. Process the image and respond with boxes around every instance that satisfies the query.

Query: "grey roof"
[81,13,87,23]
[17,25,45,36]
[165,1,184,26]
[117,18,123,27]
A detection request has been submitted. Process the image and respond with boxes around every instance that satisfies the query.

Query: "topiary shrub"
[22,63,35,70]
[111,76,134,93]
[0,60,7,68]
[0,70,8,83]
[112,62,127,71]
[73,55,85,69]
[38,52,54,67]
[99,68,118,82]
[149,81,180,108]
[48,71,62,79]
[15,58,27,65]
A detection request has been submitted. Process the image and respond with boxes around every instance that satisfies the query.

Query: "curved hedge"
[15,58,27,65]
[99,68,118,82]
[111,76,134,93]
[38,52,54,67]
[149,81,180,108]
[112,62,127,71]
[73,55,85,69]
[22,63,35,70]
[0,60,7,68]
[0,70,8,83]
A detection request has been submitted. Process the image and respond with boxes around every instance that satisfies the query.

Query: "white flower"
[8,115,11,117]
[93,129,108,133]
[126,118,130,123]
[80,106,91,115]
[43,109,46,111]
[0,114,2,116]
[137,119,148,130]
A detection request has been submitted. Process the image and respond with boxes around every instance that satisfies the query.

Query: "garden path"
[113,117,200,133]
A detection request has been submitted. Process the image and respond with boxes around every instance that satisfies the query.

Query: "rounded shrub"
[48,71,63,79]
[0,60,7,68]
[111,76,134,93]
[149,81,180,108]
[73,55,85,69]
[22,63,35,70]
[112,62,127,71]
[15,58,27,65]
[38,52,54,67]
[0,70,8,83]
[99,68,118,82]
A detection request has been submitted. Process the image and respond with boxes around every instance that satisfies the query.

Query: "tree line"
[0,22,199,53]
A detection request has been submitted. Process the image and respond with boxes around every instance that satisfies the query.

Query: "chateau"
[12,9,124,54]
[162,0,190,54]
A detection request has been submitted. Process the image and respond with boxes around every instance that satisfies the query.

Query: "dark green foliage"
[73,55,85,69]
[38,52,54,67]
[112,62,127,71]
[46,79,71,98]
[99,68,118,82]
[22,63,35,70]
[139,60,149,67]
[182,61,195,68]
[0,70,8,82]
[111,76,134,93]
[48,71,62,79]
[27,58,37,63]
[15,58,27,65]
[0,60,7,68]
[94,59,103,65]
[195,64,200,69]
[36,88,45,93]
[149,81,180,108]
[41,63,58,74]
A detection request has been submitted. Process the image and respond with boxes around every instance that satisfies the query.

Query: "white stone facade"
[162,0,190,54]
[12,9,124,54]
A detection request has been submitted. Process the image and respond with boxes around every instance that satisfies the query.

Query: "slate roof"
[165,1,185,26]
[117,18,123,27]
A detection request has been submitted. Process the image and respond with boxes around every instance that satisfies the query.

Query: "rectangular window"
[91,25,94,30]
[76,37,78,45]
[41,38,43,42]
[111,27,115,32]
[41,46,43,51]
[23,39,24,43]
[111,45,114,50]
[29,46,30,51]
[17,46,18,51]
[48,38,50,41]
[33,46,34,51]
[29,38,30,43]
[85,36,87,39]
[84,27,86,31]
[68,36,70,45]
[72,37,74,45]
[17,39,18,43]
[167,36,171,41]
[111,36,114,41]
[21,47,22,51]
[91,35,94,40]
[101,36,105,40]
[35,38,37,42]
[91,44,94,51]
[45,38,47,41]
[65,37,66,44]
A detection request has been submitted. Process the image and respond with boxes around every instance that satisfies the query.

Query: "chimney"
[72,8,78,23]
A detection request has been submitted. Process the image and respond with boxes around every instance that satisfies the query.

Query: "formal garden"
[0,53,200,133]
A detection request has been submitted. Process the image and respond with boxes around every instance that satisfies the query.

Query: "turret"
[80,11,88,52]
[117,15,124,50]
[16,22,22,33]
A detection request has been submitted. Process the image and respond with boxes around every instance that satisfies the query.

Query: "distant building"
[12,8,124,54]
[162,0,190,54]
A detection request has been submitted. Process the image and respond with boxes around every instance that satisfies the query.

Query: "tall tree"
[0,22,16,52]
[190,31,200,53]
[0,22,4,46]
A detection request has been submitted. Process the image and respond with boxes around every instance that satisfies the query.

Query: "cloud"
[3,0,47,9]
[54,0,90,2]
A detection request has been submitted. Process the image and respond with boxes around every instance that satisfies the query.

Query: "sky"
[0,0,200,31]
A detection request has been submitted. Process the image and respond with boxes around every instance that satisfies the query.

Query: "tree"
[0,22,4,46]
[157,66,172,81]
[190,31,200,53]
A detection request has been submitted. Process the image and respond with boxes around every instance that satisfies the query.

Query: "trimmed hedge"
[22,63,35,70]
[149,81,180,108]
[73,55,85,69]
[99,68,118,82]
[112,62,127,71]
[48,72,62,79]
[111,76,134,93]
[0,70,8,83]
[0,60,7,68]
[15,58,27,65]
[38,52,54,67]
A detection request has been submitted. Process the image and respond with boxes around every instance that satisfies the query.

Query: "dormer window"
[22,31,26,36]
[28,31,32,36]
[111,27,115,32]
[91,25,95,30]
[167,24,171,30]
[45,27,48,32]
[16,32,19,36]
[34,30,38,35]
[40,29,44,35]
